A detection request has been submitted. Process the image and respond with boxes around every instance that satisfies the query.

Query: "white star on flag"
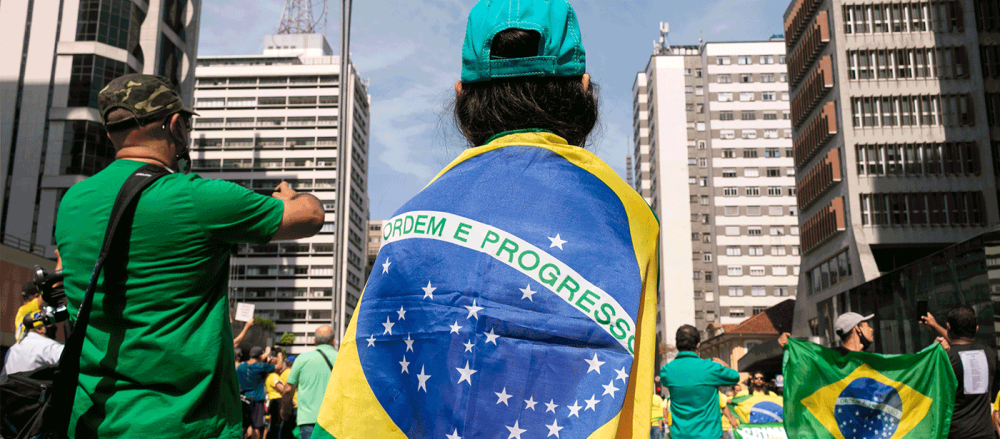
[519,284,537,301]
[465,299,483,319]
[615,366,629,383]
[416,366,431,392]
[399,356,410,374]
[382,260,391,273]
[464,340,475,352]
[422,281,436,299]
[566,400,582,417]
[545,399,559,413]
[505,420,527,439]
[548,234,567,250]
[456,361,477,385]
[446,429,462,439]
[584,394,600,411]
[524,396,538,410]
[366,334,376,347]
[396,306,407,320]
[585,353,605,374]
[545,419,564,438]
[450,321,462,334]
[382,316,395,335]
[602,380,620,398]
[404,334,414,352]
[495,388,513,406]
[484,328,500,345]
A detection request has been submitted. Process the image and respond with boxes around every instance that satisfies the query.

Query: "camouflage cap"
[98,73,197,130]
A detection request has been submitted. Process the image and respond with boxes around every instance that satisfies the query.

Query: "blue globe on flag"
[834,377,902,439]
[749,401,783,423]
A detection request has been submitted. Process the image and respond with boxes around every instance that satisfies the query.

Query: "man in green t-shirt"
[282,325,337,439]
[54,74,325,438]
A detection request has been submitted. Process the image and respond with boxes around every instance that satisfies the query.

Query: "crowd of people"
[651,308,999,439]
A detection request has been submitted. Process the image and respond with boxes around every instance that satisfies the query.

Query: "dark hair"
[235,349,245,362]
[676,324,700,352]
[454,28,599,147]
[947,306,977,339]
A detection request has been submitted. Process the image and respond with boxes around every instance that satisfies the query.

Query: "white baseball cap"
[835,312,874,336]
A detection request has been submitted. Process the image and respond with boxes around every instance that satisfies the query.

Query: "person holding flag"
[778,312,956,438]
[313,0,659,438]
[727,372,783,425]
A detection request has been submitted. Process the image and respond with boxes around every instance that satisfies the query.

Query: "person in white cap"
[831,312,875,354]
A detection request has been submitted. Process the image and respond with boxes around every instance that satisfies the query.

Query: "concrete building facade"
[784,0,1000,340]
[634,37,800,356]
[189,34,370,353]
[1,0,202,259]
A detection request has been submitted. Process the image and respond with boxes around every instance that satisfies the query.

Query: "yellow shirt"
[651,394,664,426]
[280,368,297,406]
[265,372,282,400]
[14,298,41,342]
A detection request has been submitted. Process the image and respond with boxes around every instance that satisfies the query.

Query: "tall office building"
[634,32,799,353]
[1,0,201,259]
[366,219,385,280]
[784,0,1000,340]
[189,34,370,353]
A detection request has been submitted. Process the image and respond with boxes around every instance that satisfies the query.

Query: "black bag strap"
[48,164,171,434]
[316,349,334,370]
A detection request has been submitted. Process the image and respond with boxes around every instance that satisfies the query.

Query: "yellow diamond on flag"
[801,363,932,439]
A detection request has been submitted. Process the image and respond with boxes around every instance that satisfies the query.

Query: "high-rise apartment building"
[634,34,799,352]
[1,0,201,259]
[189,34,370,353]
[366,219,385,280]
[784,0,1000,340]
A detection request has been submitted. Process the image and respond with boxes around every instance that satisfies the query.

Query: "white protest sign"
[235,303,255,322]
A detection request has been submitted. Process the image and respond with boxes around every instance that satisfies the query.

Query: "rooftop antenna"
[278,0,328,34]
[655,22,671,55]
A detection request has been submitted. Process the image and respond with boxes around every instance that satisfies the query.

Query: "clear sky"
[198,0,791,220]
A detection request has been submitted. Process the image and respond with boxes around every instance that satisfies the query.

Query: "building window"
[726,246,742,256]
[69,55,136,108]
[772,265,788,276]
[701,195,710,205]
[761,73,775,83]
[760,55,774,64]
[723,168,737,178]
[742,130,757,139]
[695,86,704,96]
[775,286,789,296]
[770,226,785,236]
[724,187,738,196]
[725,206,739,216]
[763,112,778,120]
[751,286,767,296]
[728,266,744,276]
[705,271,713,282]
[76,0,144,52]
[739,73,754,83]
[730,308,746,317]
[747,206,762,216]
[718,74,732,83]
[717,56,732,65]
[720,129,736,140]
[700,177,708,187]
[725,226,741,236]
[749,266,766,276]
[693,271,702,279]
[728,286,744,296]
[766,167,781,177]
[720,111,734,121]
[741,111,757,121]
[704,253,713,262]
[771,245,787,255]
[744,168,760,177]
[62,121,117,176]
[738,55,753,65]
[768,205,784,216]
[746,187,760,196]
[692,233,700,241]
[685,86,694,93]
[748,226,762,236]
[749,245,764,256]
[744,149,758,158]
[723,149,735,158]
[740,92,755,102]
[718,92,733,102]
[762,91,776,101]
[767,186,783,196]
[764,148,780,158]
[695,68,703,77]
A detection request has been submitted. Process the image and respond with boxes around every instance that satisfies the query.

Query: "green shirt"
[660,351,741,439]
[287,344,337,425]
[55,160,284,438]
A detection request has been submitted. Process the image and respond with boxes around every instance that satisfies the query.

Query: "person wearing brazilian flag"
[777,312,956,438]
[312,1,659,438]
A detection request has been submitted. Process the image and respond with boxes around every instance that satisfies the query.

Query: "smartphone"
[916,300,928,322]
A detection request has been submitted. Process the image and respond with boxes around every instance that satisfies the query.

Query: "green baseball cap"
[460,0,586,83]
[98,73,197,131]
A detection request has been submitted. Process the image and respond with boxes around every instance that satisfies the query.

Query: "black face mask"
[163,117,192,174]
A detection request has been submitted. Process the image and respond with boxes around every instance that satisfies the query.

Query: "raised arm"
[270,182,324,241]
[233,320,254,349]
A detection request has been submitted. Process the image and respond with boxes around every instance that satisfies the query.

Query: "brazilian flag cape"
[730,392,784,424]
[314,131,659,438]
[783,338,957,439]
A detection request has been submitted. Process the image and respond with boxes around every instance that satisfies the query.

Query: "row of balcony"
[784,0,824,50]
[793,101,838,169]
[789,10,830,86]
[801,197,846,254]
[797,149,842,210]
[791,56,834,128]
